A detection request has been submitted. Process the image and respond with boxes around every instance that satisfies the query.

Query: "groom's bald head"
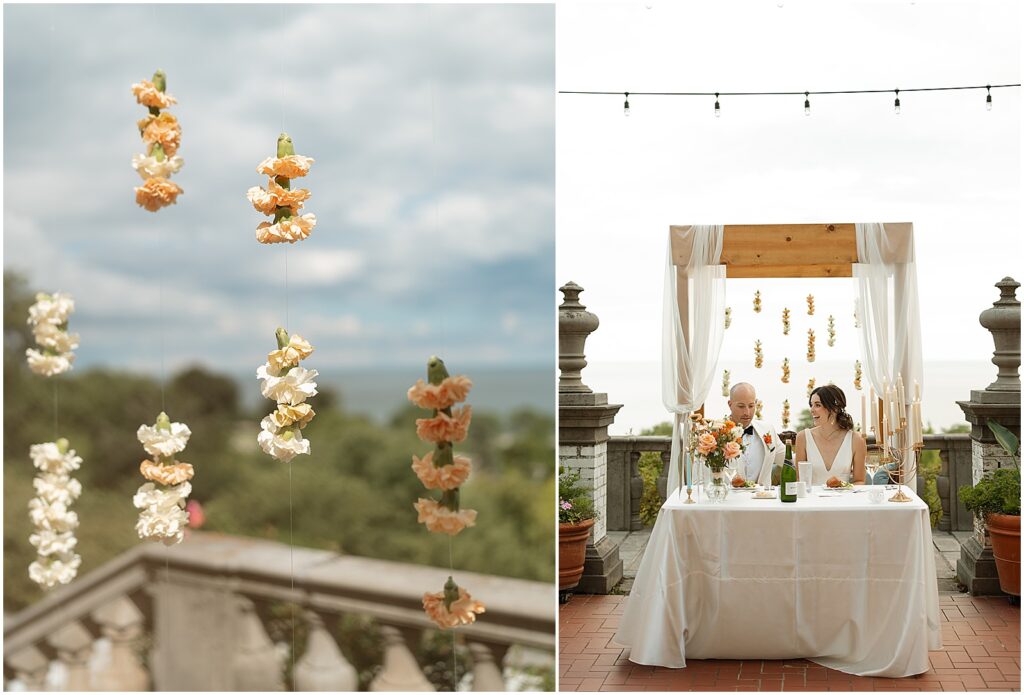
[728,382,757,426]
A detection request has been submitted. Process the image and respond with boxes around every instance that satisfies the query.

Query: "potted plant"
[558,467,597,592]
[959,420,1020,599]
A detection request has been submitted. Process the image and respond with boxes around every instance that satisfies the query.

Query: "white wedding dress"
[805,429,853,485]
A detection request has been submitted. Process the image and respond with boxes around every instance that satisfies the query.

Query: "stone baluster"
[89,596,149,691]
[368,625,434,691]
[231,597,284,691]
[48,621,94,691]
[658,449,671,505]
[5,645,49,692]
[294,611,357,691]
[467,642,506,691]
[628,451,643,531]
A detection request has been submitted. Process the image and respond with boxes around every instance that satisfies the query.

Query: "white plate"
[820,485,854,492]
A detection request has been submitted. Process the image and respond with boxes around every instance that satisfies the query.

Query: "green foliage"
[960,468,1021,518]
[558,467,595,523]
[917,449,944,528]
[988,420,1020,464]
[796,408,814,431]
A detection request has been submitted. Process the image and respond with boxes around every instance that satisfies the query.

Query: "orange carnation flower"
[414,498,477,535]
[139,459,194,486]
[255,214,317,244]
[415,406,472,444]
[407,375,474,410]
[131,80,177,109]
[142,113,182,157]
[256,155,315,179]
[247,179,312,216]
[411,452,472,490]
[134,177,183,212]
[423,587,486,630]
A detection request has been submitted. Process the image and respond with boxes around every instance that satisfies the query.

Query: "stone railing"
[606,433,973,533]
[3,532,554,691]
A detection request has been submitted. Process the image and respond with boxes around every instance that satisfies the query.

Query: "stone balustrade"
[3,532,554,691]
[606,433,973,533]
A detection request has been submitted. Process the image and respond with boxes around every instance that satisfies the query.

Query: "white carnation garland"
[256,328,317,462]
[25,292,79,376]
[133,412,193,545]
[28,439,83,588]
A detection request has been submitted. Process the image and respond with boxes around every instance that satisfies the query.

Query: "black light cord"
[559,83,1019,96]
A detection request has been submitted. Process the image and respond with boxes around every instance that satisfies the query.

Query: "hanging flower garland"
[28,439,83,588]
[806,328,816,363]
[26,292,78,377]
[781,399,791,430]
[724,306,732,329]
[806,294,815,316]
[781,307,791,335]
[249,134,317,244]
[755,399,764,421]
[408,357,485,629]
[754,340,763,369]
[133,413,193,545]
[853,300,860,329]
[854,360,863,390]
[721,369,730,397]
[256,328,318,462]
[132,70,184,212]
[781,358,790,384]
[753,290,762,313]
[827,315,837,347]
[806,377,816,397]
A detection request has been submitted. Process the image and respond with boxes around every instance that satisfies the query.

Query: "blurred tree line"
[4,272,554,612]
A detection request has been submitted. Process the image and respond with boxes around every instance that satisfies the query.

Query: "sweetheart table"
[613,486,942,677]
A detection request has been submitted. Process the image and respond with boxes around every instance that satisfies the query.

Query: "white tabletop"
[666,484,928,512]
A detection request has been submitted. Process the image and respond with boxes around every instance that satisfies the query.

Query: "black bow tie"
[743,425,755,436]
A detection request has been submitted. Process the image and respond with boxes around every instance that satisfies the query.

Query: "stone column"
[956,277,1021,596]
[558,282,624,594]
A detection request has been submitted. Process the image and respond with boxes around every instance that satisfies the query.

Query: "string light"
[986,85,992,111]
[894,88,901,115]
[803,91,810,116]
[624,91,630,117]
[714,92,720,117]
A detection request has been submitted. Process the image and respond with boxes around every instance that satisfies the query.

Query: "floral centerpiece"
[688,414,745,502]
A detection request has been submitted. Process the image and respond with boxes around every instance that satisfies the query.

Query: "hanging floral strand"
[133,413,192,545]
[806,328,816,363]
[827,315,836,347]
[132,70,184,211]
[28,439,82,588]
[854,360,863,390]
[807,377,816,397]
[781,399,791,430]
[409,357,485,629]
[753,290,762,313]
[724,306,732,329]
[249,134,317,244]
[256,328,318,462]
[755,400,764,420]
[806,294,815,316]
[754,340,764,368]
[721,369,731,397]
[781,358,790,384]
[26,293,78,376]
[853,300,860,329]
[782,307,791,335]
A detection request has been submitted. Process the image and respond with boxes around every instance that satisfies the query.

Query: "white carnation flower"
[29,529,79,556]
[133,482,191,545]
[28,553,82,589]
[132,152,184,179]
[257,363,319,405]
[136,421,192,458]
[257,416,310,462]
[26,349,74,376]
[29,442,82,474]
[27,292,74,326]
[31,322,80,353]
[28,498,79,533]
[32,473,82,506]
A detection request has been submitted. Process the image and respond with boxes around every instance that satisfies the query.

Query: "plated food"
[826,476,854,490]
[731,475,757,489]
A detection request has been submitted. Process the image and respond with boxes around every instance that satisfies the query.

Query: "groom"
[728,382,783,486]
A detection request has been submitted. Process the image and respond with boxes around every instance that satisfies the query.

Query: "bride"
[795,384,867,486]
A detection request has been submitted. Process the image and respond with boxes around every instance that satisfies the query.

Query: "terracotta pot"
[559,519,595,591]
[986,512,1021,597]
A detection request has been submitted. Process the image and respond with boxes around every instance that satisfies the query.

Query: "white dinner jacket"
[747,419,784,486]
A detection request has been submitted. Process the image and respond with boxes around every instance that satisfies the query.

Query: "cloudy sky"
[4,4,554,378]
[556,1,1020,428]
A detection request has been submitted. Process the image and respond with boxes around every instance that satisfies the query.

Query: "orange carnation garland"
[249,134,317,244]
[131,70,183,211]
[408,356,485,630]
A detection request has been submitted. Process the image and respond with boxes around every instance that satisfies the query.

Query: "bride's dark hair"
[809,384,854,430]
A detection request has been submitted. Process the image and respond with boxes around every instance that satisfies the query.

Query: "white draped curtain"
[853,222,924,482]
[662,225,726,495]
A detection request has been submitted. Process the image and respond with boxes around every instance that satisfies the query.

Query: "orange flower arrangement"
[250,134,317,245]
[131,70,183,212]
[688,414,745,472]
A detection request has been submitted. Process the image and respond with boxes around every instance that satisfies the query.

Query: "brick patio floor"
[559,593,1021,692]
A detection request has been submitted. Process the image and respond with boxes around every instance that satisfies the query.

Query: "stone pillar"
[368,626,433,692]
[294,611,358,691]
[956,277,1020,596]
[558,282,624,594]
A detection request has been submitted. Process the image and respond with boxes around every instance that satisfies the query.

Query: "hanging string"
[53,380,59,440]
[289,459,296,691]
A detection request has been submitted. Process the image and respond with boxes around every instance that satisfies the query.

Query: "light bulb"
[624,92,630,117]
[986,86,992,111]
[804,97,810,116]
[714,94,720,118]
[894,90,900,115]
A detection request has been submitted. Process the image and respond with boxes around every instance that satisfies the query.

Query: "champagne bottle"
[780,441,798,503]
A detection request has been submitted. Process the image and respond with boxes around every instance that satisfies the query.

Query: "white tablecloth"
[613,486,942,677]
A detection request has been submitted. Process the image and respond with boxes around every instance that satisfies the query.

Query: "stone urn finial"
[559,281,599,393]
[980,276,1020,393]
